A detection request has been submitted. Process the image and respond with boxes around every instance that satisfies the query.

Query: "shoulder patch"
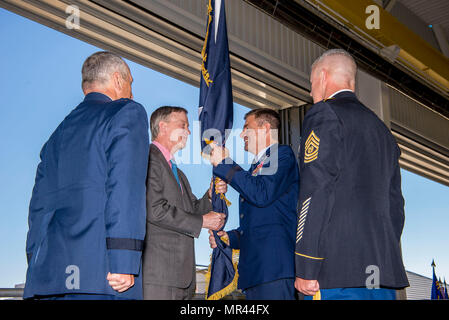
[304,130,320,163]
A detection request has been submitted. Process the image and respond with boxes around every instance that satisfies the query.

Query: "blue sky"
[0,8,448,289]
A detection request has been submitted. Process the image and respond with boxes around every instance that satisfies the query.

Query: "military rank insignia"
[252,162,264,176]
[252,153,268,176]
[304,130,320,163]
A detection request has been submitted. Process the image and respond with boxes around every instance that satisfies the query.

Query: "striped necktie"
[170,160,181,188]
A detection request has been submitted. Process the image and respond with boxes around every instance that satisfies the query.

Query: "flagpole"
[431,259,446,300]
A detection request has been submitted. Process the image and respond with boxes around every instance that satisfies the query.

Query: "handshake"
[202,211,226,231]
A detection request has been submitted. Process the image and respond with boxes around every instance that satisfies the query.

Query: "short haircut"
[150,106,188,140]
[244,108,280,130]
[81,51,130,90]
[311,48,357,79]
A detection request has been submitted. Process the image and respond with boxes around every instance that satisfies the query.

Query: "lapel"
[150,144,193,211]
[178,171,194,211]
[150,144,182,194]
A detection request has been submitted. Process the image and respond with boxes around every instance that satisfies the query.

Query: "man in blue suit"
[294,49,409,300]
[24,51,149,300]
[208,109,299,300]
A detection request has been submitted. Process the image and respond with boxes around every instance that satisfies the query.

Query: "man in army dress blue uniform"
[294,49,409,300]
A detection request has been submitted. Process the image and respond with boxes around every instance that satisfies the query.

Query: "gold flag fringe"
[204,249,239,300]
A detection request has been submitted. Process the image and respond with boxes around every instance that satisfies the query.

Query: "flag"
[199,0,233,154]
[444,279,449,300]
[431,260,444,300]
[198,0,238,300]
[439,277,446,299]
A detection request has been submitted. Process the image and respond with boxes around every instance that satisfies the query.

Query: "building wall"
[405,271,432,300]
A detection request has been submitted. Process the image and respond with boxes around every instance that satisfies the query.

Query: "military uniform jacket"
[143,144,212,289]
[213,144,299,290]
[295,91,409,289]
[24,92,149,299]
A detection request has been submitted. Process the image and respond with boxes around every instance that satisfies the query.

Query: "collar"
[254,142,277,164]
[83,92,113,103]
[327,89,354,99]
[152,141,174,164]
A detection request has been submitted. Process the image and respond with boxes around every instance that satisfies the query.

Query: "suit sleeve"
[26,143,47,264]
[192,191,213,215]
[146,161,204,238]
[295,104,343,280]
[213,147,297,208]
[180,172,212,215]
[226,228,242,249]
[390,147,405,242]
[104,101,149,275]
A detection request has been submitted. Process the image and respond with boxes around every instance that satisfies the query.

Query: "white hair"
[81,51,129,90]
[311,49,357,81]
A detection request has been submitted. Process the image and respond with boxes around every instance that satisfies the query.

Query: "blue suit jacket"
[24,92,149,299]
[213,144,299,290]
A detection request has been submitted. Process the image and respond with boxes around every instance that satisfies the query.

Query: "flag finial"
[431,259,436,268]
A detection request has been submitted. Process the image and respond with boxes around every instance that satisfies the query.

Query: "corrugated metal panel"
[397,0,449,35]
[390,2,440,51]
[405,271,432,300]
[389,86,449,151]
[389,86,449,186]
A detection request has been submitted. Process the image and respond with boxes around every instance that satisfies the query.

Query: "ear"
[112,72,123,91]
[158,121,167,136]
[320,69,327,83]
[264,122,271,135]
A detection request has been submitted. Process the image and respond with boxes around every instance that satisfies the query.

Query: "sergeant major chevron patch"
[304,130,320,163]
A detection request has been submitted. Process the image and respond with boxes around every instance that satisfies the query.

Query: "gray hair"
[81,51,130,90]
[150,106,188,140]
[311,48,357,79]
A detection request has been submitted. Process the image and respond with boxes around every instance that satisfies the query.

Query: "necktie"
[170,160,181,188]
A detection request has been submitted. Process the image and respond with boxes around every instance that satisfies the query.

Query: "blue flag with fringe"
[198,0,238,300]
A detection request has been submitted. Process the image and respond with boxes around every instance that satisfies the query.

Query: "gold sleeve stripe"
[296,197,311,243]
[295,252,324,260]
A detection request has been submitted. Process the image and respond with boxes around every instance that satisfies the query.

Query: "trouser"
[244,278,296,300]
[143,281,196,300]
[304,287,396,300]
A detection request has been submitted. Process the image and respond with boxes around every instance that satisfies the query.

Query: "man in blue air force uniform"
[209,109,299,300]
[294,49,409,300]
[24,52,149,300]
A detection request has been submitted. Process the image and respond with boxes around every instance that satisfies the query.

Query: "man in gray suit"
[143,106,227,300]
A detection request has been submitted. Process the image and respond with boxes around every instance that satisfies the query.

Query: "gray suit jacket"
[142,144,212,289]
